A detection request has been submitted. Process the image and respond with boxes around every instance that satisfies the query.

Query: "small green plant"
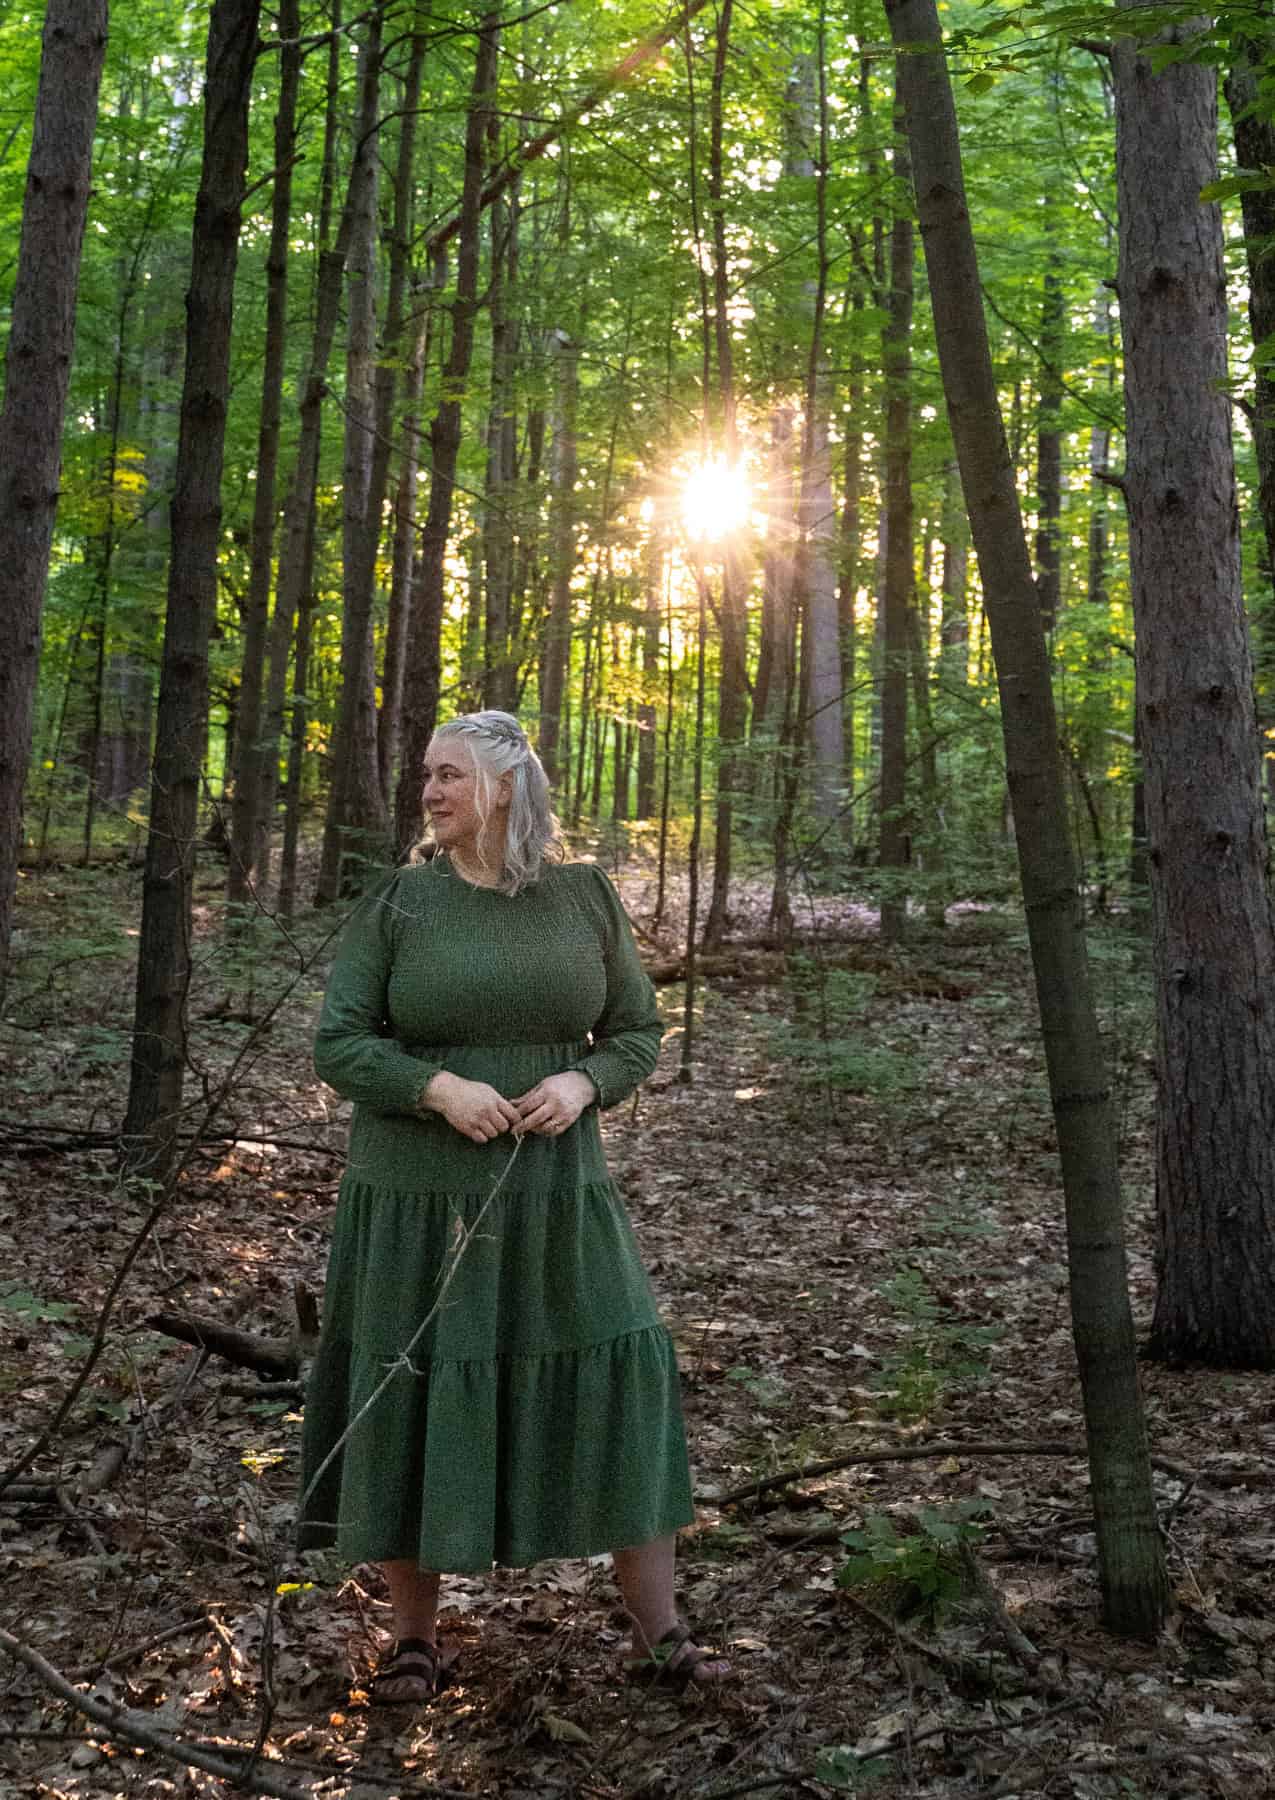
[813,1746,891,1791]
[0,1286,78,1323]
[725,1364,788,1408]
[836,1500,993,1622]
[873,1269,1001,1422]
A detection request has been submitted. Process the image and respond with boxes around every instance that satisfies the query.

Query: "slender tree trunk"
[753,405,796,739]
[278,501,317,921]
[483,184,519,712]
[0,0,108,1005]
[702,0,745,950]
[1035,249,1064,634]
[317,13,387,901]
[886,0,1168,1636]
[123,0,259,1168]
[539,323,580,786]
[636,531,663,818]
[258,4,348,898]
[1225,8,1275,582]
[790,36,844,825]
[1114,3,1275,1368]
[226,0,299,911]
[939,457,969,683]
[878,108,913,943]
[395,17,500,853]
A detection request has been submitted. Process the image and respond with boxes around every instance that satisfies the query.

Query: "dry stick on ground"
[67,1614,212,1681]
[711,1439,1197,1510]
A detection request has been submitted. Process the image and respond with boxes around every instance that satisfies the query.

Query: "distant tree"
[0,0,108,1008]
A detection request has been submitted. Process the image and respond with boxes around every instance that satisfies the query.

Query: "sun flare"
[680,457,751,543]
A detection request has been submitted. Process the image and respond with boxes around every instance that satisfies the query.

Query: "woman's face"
[423,736,507,855]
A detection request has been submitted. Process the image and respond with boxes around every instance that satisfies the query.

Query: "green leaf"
[964,71,998,94]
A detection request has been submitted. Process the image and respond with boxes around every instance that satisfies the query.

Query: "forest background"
[2,0,1275,1794]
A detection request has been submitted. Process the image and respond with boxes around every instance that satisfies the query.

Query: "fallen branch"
[712,1438,1199,1510]
[0,1627,314,1800]
[69,1614,213,1681]
[713,1439,1086,1508]
[147,1314,296,1377]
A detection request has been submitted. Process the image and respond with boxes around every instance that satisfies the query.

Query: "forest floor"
[1,849,1273,1800]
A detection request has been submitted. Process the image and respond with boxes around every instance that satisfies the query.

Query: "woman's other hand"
[512,1071,597,1136]
[418,1072,521,1143]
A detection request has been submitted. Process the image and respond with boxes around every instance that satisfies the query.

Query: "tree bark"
[1035,249,1064,633]
[878,107,913,944]
[538,325,578,788]
[316,12,388,902]
[226,0,299,912]
[1114,4,1275,1368]
[123,0,260,1169]
[394,17,500,854]
[0,0,108,1006]
[702,0,745,951]
[885,0,1168,1637]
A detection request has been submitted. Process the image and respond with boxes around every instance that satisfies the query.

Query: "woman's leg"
[614,1535,731,1683]
[612,1534,680,1654]
[381,1560,441,1645]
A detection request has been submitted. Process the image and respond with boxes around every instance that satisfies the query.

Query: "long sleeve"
[572,867,663,1109]
[313,877,444,1115]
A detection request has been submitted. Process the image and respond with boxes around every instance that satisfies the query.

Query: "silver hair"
[413,710,563,894]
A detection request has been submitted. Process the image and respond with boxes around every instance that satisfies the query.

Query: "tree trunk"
[1225,10,1275,582]
[394,17,500,855]
[789,41,844,825]
[886,0,1168,1637]
[539,326,579,788]
[316,13,387,902]
[702,0,745,951]
[1035,249,1064,633]
[0,0,108,1006]
[878,109,913,944]
[939,457,969,683]
[1114,5,1275,1369]
[123,0,259,1169]
[257,3,349,899]
[226,0,299,912]
[374,11,428,809]
[752,405,796,739]
[483,185,519,713]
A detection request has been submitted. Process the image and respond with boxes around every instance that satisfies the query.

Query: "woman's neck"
[447,840,505,887]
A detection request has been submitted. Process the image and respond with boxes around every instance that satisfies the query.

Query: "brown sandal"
[626,1622,731,1688]
[369,1636,443,1706]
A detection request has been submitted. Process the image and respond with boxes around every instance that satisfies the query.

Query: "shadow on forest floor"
[1,857,1272,1798]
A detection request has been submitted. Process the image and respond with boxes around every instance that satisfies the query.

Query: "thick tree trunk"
[878,111,913,944]
[316,14,387,902]
[886,0,1168,1637]
[226,0,299,912]
[1114,6,1275,1368]
[123,0,259,1169]
[0,0,108,1006]
[394,18,500,854]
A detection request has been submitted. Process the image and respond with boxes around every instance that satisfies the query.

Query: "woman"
[298,711,728,1701]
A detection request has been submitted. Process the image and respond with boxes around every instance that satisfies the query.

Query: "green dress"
[296,855,694,1572]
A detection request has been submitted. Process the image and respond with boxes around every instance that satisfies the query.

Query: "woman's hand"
[418,1072,521,1143]
[512,1071,597,1136]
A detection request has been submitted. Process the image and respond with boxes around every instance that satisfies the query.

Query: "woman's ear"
[495,769,514,809]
